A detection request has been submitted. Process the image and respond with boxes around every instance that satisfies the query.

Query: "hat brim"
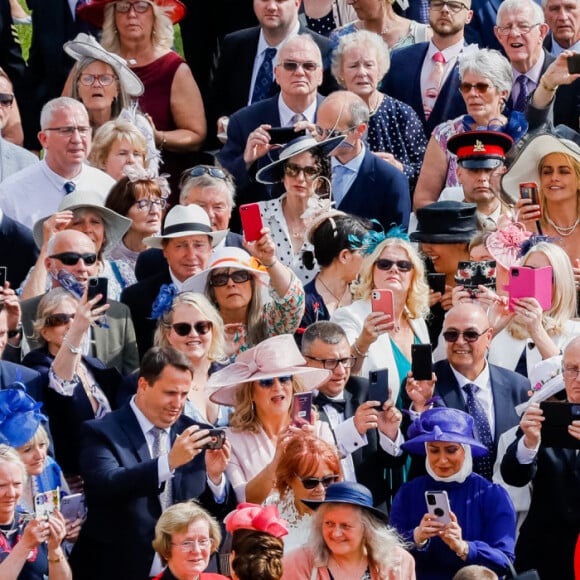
[459,157,503,170]
[182,259,270,293]
[143,228,227,249]
[256,135,345,185]
[77,0,186,28]
[207,367,330,406]
[501,133,580,204]
[409,232,474,243]
[64,34,144,96]
[402,434,488,458]
[301,498,389,522]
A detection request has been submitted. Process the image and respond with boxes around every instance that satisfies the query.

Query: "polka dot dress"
[305,9,336,37]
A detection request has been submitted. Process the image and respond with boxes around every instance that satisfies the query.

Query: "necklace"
[317,275,349,307]
[358,19,389,35]
[545,212,580,237]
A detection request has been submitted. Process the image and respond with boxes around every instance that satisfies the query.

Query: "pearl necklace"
[545,212,580,237]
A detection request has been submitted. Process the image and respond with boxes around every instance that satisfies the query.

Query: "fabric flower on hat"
[150,283,178,320]
[485,222,532,269]
[224,503,289,538]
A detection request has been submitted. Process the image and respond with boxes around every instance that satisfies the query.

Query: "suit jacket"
[0,137,39,182]
[20,295,139,376]
[121,266,172,359]
[0,214,39,288]
[0,360,43,402]
[501,432,580,579]
[69,404,236,580]
[336,148,411,231]
[383,42,467,137]
[464,0,502,51]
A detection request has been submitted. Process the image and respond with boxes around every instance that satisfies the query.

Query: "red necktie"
[423,52,446,120]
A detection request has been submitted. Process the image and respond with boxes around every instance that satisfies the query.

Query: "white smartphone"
[60,493,87,522]
[425,490,451,525]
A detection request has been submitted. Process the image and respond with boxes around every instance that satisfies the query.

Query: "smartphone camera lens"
[427,494,436,506]
[512,269,519,277]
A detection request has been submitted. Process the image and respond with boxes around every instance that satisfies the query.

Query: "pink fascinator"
[224,503,289,538]
[485,221,531,269]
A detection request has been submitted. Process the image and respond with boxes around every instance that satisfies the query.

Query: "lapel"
[343,389,355,419]
[340,150,372,205]
[92,321,108,362]
[117,405,152,464]
[412,44,429,115]
[434,361,468,412]
[488,365,514,440]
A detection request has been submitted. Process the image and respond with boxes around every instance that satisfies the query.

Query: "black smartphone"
[538,402,580,449]
[201,429,226,450]
[0,266,6,288]
[87,277,108,307]
[411,344,433,381]
[267,127,306,144]
[427,273,446,294]
[368,368,389,410]
[568,54,580,74]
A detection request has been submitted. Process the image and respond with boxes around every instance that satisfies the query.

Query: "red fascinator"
[224,503,289,538]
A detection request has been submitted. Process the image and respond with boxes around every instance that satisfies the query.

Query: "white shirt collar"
[278,93,318,126]
[129,396,170,437]
[257,21,301,54]
[450,361,491,392]
[426,39,465,63]
[511,50,545,82]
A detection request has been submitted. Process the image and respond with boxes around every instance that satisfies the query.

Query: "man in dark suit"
[70,346,236,580]
[315,90,410,231]
[383,0,473,137]
[465,0,503,50]
[302,322,405,509]
[501,337,580,580]
[406,303,530,479]
[0,214,38,289]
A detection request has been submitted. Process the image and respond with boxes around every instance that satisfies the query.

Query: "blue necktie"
[251,47,277,104]
[332,164,352,207]
[462,383,495,480]
[64,181,76,194]
[513,75,529,113]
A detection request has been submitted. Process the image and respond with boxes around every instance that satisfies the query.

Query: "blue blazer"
[69,404,236,580]
[464,0,502,51]
[0,214,39,288]
[337,148,411,231]
[0,360,43,402]
[382,42,467,136]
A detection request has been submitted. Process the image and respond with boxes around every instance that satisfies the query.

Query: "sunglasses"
[171,321,213,337]
[442,328,490,343]
[459,82,493,95]
[79,74,116,87]
[209,270,252,287]
[375,259,414,272]
[304,355,357,370]
[0,93,14,107]
[314,124,357,140]
[283,162,320,181]
[299,475,339,489]
[280,60,320,73]
[115,1,151,13]
[49,252,98,266]
[44,313,75,327]
[256,375,293,388]
[187,165,228,180]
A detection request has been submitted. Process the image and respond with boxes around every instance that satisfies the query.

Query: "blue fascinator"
[150,283,178,320]
[518,233,559,258]
[348,222,409,256]
[0,386,47,448]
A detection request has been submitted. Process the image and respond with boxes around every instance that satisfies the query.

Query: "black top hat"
[410,200,478,243]
[448,131,513,170]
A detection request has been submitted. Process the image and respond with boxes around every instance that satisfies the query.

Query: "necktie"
[462,383,495,480]
[332,163,352,207]
[289,112,307,127]
[150,426,172,510]
[251,47,277,104]
[423,52,446,119]
[314,393,346,413]
[64,181,76,194]
[514,75,529,113]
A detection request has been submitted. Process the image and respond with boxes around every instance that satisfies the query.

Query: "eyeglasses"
[442,328,490,343]
[256,375,293,388]
[375,259,414,272]
[133,198,167,211]
[209,270,252,287]
[314,124,358,139]
[279,60,320,73]
[304,355,357,370]
[0,93,14,107]
[171,321,213,337]
[429,0,469,12]
[563,367,580,380]
[115,1,151,13]
[186,165,228,180]
[49,252,98,266]
[495,23,541,36]
[44,126,91,137]
[299,475,340,489]
[459,82,493,95]
[283,162,320,181]
[44,313,75,328]
[171,538,211,552]
[79,74,117,87]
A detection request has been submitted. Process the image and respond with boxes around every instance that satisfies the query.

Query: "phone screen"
[368,368,389,409]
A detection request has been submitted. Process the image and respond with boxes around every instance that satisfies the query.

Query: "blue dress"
[390,473,516,579]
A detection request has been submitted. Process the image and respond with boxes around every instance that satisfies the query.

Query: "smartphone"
[201,429,226,450]
[519,182,541,216]
[568,54,580,74]
[0,266,6,287]
[368,368,389,410]
[538,402,580,449]
[60,493,86,522]
[411,344,433,381]
[507,265,553,312]
[427,273,446,295]
[292,392,313,426]
[425,490,451,525]
[371,289,394,318]
[455,260,497,295]
[267,127,306,144]
[35,489,60,519]
[239,203,264,242]
[87,277,108,307]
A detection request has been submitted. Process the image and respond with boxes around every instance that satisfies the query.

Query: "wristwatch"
[64,338,82,354]
[7,324,22,339]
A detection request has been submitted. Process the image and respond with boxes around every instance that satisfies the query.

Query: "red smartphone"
[239,203,263,242]
[519,182,541,216]
[371,289,394,318]
[292,392,313,427]
[507,265,553,312]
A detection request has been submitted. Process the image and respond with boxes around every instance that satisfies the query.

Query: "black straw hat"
[410,201,478,244]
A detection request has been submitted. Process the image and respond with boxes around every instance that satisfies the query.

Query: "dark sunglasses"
[187,165,227,180]
[442,328,490,343]
[256,375,293,388]
[375,259,414,272]
[0,93,14,107]
[49,252,98,266]
[44,313,75,327]
[299,475,339,489]
[280,60,320,72]
[171,321,213,337]
[458,82,493,95]
[209,270,252,287]
[283,162,320,181]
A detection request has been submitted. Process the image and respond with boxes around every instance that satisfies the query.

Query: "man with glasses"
[405,303,529,480]
[302,321,405,509]
[0,97,114,229]
[383,0,474,136]
[501,336,580,580]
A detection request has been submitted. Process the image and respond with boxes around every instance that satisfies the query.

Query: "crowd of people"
[0,0,579,579]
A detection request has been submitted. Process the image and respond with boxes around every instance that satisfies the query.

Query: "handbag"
[507,562,541,580]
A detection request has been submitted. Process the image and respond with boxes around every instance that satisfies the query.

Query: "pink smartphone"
[507,266,553,312]
[292,392,313,427]
[371,289,394,318]
[239,203,263,242]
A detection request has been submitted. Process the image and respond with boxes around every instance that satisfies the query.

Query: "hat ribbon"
[162,222,211,236]
[224,503,289,538]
